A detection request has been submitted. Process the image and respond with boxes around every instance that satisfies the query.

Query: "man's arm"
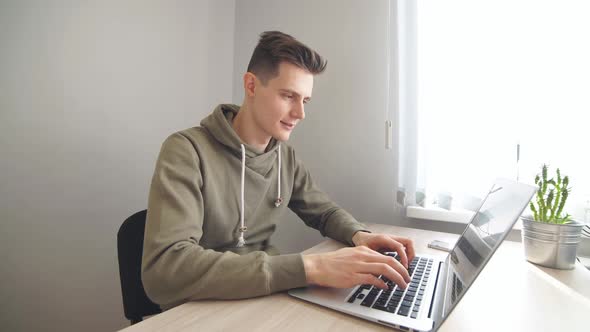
[287,149,415,290]
[287,150,368,245]
[141,133,306,307]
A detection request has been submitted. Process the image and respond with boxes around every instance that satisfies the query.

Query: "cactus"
[530,164,572,224]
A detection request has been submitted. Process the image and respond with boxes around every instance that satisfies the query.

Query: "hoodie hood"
[200,104,279,158]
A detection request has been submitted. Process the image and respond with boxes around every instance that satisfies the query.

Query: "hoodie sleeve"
[288,150,370,246]
[141,133,307,308]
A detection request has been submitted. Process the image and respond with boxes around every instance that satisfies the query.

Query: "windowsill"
[406,206,523,230]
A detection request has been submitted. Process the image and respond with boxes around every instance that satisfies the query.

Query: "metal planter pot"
[521,216,584,270]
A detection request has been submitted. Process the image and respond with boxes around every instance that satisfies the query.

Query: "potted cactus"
[521,164,584,269]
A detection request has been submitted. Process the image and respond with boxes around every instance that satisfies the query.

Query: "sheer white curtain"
[394,0,590,222]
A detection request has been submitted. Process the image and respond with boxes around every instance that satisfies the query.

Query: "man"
[142,31,415,310]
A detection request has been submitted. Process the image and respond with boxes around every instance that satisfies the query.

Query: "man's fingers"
[359,235,409,268]
[380,262,409,288]
[377,236,409,269]
[355,233,416,269]
[382,256,411,282]
[393,236,416,262]
[358,274,388,290]
[361,262,408,289]
[358,247,411,282]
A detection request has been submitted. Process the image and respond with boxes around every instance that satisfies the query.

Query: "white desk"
[120,224,590,331]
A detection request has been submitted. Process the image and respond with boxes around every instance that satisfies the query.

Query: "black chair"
[117,210,162,324]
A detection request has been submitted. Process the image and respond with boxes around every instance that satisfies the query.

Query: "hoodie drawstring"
[274,144,283,208]
[237,144,247,247]
[236,143,283,247]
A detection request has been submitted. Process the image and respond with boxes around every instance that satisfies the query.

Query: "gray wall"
[233,0,404,254]
[0,1,235,331]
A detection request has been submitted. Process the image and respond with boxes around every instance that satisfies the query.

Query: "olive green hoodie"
[142,104,368,309]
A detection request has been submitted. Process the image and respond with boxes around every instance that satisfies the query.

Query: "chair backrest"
[117,210,162,324]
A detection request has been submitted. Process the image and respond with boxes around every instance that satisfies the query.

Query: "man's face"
[250,62,314,142]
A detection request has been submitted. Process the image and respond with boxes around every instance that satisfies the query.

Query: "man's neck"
[232,104,270,153]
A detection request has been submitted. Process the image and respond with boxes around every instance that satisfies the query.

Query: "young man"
[142,31,415,310]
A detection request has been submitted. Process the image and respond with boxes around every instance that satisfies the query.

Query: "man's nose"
[291,102,305,120]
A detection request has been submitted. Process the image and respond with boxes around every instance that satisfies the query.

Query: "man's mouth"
[280,121,295,130]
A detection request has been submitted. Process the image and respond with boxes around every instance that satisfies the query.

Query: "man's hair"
[247,31,327,84]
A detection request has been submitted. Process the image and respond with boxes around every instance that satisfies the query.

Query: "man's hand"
[302,246,412,290]
[351,231,415,269]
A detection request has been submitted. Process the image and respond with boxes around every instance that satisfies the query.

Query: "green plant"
[529,164,572,224]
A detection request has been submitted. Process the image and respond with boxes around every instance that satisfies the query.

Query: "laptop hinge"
[428,261,443,318]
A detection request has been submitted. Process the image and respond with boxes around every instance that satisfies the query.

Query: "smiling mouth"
[280,121,295,129]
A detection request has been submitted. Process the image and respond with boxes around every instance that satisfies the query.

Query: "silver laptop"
[289,178,537,331]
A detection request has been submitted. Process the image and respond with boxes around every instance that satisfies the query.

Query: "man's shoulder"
[157,127,220,159]
[163,126,212,147]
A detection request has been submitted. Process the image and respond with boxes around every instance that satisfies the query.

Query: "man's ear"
[243,72,257,97]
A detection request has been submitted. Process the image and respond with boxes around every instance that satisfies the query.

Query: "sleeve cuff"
[350,229,372,246]
[322,210,370,246]
[342,225,371,246]
[267,254,308,293]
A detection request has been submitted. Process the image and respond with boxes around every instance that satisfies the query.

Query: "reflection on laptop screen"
[440,182,534,319]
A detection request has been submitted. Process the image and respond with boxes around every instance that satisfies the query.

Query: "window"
[395,0,590,223]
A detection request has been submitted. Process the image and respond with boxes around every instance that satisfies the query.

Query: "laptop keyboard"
[347,253,434,319]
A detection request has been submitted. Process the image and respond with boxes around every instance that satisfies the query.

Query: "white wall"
[0,1,235,331]
[233,0,407,253]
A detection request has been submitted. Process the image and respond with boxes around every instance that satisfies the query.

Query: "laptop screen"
[436,179,537,326]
